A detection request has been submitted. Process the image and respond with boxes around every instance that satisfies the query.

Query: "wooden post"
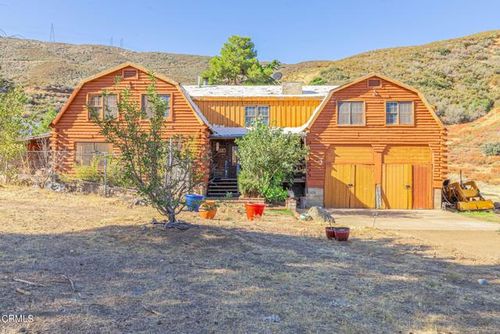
[372,144,386,209]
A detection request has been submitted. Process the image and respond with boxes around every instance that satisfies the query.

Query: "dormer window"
[386,101,414,125]
[88,93,118,119]
[338,101,365,126]
[367,78,381,88]
[122,69,138,80]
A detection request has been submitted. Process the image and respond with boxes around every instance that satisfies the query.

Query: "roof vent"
[282,82,302,95]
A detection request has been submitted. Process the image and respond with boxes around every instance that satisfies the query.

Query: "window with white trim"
[245,106,269,126]
[338,101,365,125]
[386,101,413,125]
[88,94,118,119]
[141,94,171,118]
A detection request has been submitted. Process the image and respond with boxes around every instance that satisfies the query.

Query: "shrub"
[235,122,308,202]
[309,77,327,85]
[237,169,261,198]
[106,158,133,187]
[74,158,101,182]
[443,105,470,124]
[262,184,289,203]
[436,48,451,56]
[481,143,500,156]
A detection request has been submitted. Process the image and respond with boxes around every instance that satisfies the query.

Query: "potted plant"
[333,227,350,241]
[199,200,218,219]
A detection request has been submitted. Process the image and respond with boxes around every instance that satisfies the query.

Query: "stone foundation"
[433,188,442,209]
[305,187,324,208]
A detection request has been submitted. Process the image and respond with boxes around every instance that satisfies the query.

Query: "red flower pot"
[325,227,335,240]
[333,227,350,241]
[245,203,266,220]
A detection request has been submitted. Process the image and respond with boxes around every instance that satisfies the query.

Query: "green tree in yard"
[0,78,28,180]
[202,35,280,85]
[235,122,308,202]
[90,76,207,224]
[33,107,58,135]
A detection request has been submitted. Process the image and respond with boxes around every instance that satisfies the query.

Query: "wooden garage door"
[412,165,433,209]
[383,164,412,209]
[325,164,375,208]
[383,146,433,209]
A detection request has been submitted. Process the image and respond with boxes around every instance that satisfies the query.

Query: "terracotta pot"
[325,227,336,240]
[199,209,217,219]
[245,203,266,220]
[333,227,350,241]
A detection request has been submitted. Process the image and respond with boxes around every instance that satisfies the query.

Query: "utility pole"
[119,38,123,48]
[110,36,113,46]
[49,23,55,42]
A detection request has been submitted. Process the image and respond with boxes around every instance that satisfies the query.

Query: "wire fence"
[7,149,131,197]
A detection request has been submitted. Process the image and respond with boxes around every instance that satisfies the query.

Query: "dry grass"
[0,186,499,333]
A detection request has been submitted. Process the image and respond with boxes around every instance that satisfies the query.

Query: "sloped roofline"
[50,62,212,130]
[302,73,445,131]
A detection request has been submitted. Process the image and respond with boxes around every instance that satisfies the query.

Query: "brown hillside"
[447,109,500,184]
[0,38,210,116]
[282,31,499,124]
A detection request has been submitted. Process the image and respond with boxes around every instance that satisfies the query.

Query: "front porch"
[206,136,307,200]
[207,139,240,198]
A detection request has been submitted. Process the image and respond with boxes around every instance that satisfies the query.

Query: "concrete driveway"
[328,209,500,263]
[329,209,499,231]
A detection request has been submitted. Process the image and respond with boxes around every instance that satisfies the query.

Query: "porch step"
[207,178,239,198]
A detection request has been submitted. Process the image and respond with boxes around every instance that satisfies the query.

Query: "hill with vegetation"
[0,38,210,119]
[0,31,498,125]
[282,30,499,124]
[447,108,500,185]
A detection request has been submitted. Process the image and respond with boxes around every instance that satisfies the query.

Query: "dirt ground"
[328,209,500,265]
[0,186,499,333]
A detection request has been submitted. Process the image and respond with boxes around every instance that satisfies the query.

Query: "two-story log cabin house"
[50,62,447,209]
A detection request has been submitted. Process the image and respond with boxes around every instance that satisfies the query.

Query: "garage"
[382,146,433,209]
[324,146,375,208]
[324,145,433,209]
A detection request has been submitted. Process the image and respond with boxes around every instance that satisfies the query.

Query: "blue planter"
[185,194,205,212]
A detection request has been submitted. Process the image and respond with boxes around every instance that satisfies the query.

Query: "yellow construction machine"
[442,177,495,211]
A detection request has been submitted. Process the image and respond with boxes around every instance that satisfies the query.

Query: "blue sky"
[0,0,498,63]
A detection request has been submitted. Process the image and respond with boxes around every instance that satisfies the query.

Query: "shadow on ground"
[1,223,499,333]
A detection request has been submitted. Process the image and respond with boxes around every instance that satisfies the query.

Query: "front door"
[211,140,238,179]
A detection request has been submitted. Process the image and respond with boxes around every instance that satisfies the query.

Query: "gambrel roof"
[50,62,212,129]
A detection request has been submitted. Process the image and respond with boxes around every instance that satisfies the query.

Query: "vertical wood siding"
[51,66,210,174]
[307,77,447,192]
[194,97,322,127]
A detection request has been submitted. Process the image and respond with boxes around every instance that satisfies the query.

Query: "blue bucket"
[185,194,205,212]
